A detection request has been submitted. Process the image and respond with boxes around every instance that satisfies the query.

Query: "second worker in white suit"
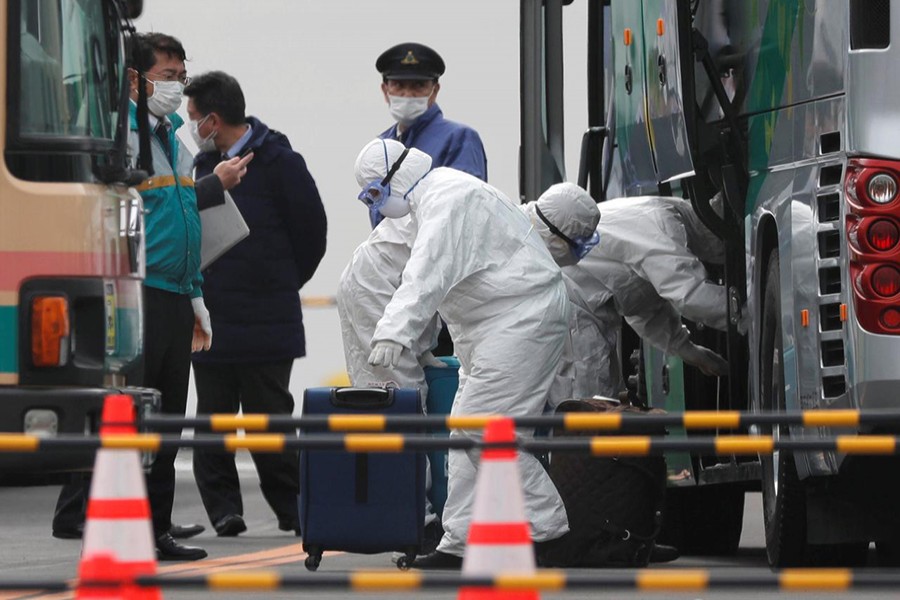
[554,195,730,405]
[354,138,572,569]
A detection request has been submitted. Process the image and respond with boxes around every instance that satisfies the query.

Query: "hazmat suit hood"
[354,138,433,216]
[522,182,601,266]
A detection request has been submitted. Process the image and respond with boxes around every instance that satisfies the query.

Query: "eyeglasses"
[144,71,192,86]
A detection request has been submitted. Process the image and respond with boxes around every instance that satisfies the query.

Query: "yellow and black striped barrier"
[3,568,900,593]
[142,408,900,433]
[1,432,899,455]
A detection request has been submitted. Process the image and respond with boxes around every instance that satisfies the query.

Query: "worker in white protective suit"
[555,195,729,405]
[354,138,572,569]
[338,182,601,401]
[337,215,443,396]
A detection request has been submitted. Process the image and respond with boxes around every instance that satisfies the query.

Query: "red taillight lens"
[871,266,900,297]
[867,219,900,251]
[881,308,900,329]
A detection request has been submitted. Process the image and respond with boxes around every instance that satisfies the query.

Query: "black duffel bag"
[542,398,667,567]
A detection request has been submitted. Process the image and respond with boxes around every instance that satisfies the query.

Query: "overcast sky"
[137,0,590,398]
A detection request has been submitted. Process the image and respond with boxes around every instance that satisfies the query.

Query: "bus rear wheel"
[760,251,807,568]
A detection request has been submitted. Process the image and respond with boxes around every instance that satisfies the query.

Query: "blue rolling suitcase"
[299,387,425,570]
[423,357,460,518]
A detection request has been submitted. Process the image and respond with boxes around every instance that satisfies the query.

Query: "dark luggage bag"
[299,387,426,570]
[542,398,667,567]
[423,356,460,518]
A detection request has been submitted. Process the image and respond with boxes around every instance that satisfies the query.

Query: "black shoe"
[534,534,568,567]
[420,521,444,556]
[649,543,680,563]
[277,519,301,536]
[52,524,84,540]
[170,523,205,539]
[155,533,207,561]
[410,550,463,570]
[214,514,247,537]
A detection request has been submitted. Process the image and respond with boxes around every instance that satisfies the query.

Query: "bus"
[520,0,900,566]
[0,0,155,476]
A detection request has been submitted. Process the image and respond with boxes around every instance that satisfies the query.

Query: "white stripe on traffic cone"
[459,417,538,600]
[77,394,160,600]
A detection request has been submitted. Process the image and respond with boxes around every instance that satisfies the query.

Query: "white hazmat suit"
[556,195,729,405]
[355,139,571,557]
[337,215,441,396]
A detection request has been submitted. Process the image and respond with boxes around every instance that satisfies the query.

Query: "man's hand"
[214,153,253,190]
[681,343,728,377]
[368,341,403,368]
[191,297,212,352]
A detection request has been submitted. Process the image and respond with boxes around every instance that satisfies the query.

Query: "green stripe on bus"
[0,306,18,373]
[745,0,802,211]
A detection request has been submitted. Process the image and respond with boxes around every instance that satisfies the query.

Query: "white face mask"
[379,191,411,218]
[188,114,218,153]
[146,80,184,117]
[388,95,429,126]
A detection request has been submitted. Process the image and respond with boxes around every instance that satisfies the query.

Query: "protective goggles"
[357,146,411,210]
[536,205,600,260]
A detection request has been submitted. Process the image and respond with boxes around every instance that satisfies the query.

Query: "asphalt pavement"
[0,451,893,600]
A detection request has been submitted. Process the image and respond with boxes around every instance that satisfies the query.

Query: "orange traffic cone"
[77,394,160,599]
[458,417,538,600]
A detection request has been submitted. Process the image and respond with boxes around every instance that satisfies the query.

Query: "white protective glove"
[420,351,448,368]
[680,343,729,377]
[191,297,212,352]
[368,340,403,368]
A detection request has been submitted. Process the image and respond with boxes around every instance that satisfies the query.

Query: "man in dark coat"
[184,71,327,536]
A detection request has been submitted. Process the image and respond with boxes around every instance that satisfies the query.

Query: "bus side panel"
[699,1,845,122]
[847,0,900,157]
[611,0,659,193]
[642,0,694,183]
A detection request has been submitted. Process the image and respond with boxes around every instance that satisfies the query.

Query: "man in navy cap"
[373,42,487,228]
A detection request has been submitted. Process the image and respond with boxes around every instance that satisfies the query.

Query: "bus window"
[7,0,124,183]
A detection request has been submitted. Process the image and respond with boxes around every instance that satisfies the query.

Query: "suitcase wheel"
[396,551,416,570]
[304,552,322,571]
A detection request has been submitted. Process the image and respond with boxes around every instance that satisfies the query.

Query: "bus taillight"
[871,266,900,297]
[844,158,900,334]
[867,172,898,205]
[31,296,70,367]
[866,219,900,251]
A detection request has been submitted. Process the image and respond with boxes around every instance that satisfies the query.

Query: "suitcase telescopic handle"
[330,387,395,409]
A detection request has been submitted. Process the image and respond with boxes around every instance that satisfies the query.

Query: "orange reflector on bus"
[31,296,70,367]
[800,309,809,327]
[657,19,665,36]
[624,28,632,46]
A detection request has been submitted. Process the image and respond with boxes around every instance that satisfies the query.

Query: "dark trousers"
[192,360,300,527]
[53,287,194,537]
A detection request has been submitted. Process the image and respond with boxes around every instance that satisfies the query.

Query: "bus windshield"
[17,0,120,141]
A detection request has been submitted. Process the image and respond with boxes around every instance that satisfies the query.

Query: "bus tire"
[760,250,808,568]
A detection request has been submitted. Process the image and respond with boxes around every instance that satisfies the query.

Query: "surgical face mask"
[189,114,218,153]
[146,80,184,117]
[358,145,411,221]
[388,95,429,126]
[536,205,600,264]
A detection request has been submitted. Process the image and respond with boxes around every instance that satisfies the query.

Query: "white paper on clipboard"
[200,190,249,270]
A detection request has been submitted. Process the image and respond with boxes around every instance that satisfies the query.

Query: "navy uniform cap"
[376,43,445,81]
